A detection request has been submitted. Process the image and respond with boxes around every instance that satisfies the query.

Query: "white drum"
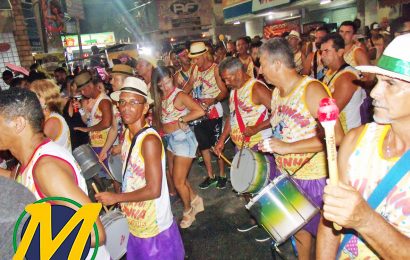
[108,154,123,183]
[101,210,129,260]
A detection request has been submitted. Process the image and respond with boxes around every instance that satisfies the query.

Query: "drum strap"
[337,149,410,257]
[122,127,150,179]
[234,89,267,143]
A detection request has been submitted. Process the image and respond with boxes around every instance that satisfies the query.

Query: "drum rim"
[231,148,259,193]
[245,174,288,209]
[108,154,123,183]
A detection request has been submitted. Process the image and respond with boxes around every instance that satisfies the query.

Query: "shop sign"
[170,1,199,15]
[62,32,116,48]
[263,18,300,39]
[157,0,212,30]
[252,0,290,12]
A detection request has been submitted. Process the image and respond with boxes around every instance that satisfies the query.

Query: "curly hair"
[29,79,64,114]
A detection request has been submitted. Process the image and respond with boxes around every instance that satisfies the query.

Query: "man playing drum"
[258,38,344,259]
[95,78,185,259]
[317,33,410,260]
[215,57,275,238]
[74,72,113,188]
[0,88,110,259]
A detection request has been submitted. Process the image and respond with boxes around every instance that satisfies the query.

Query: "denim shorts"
[164,129,198,158]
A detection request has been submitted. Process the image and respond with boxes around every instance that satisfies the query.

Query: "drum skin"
[101,210,129,260]
[246,175,319,245]
[230,149,270,193]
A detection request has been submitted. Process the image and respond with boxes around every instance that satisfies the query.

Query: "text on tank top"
[323,65,365,133]
[161,88,189,124]
[17,140,87,200]
[229,78,271,148]
[340,123,410,259]
[192,63,223,118]
[48,112,72,152]
[270,76,329,179]
[88,93,111,147]
[120,128,173,238]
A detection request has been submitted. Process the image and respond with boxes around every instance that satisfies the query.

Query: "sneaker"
[237,223,258,232]
[255,236,271,243]
[197,156,204,166]
[199,177,218,189]
[216,176,227,189]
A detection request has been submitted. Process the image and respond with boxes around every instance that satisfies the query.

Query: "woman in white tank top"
[29,79,72,152]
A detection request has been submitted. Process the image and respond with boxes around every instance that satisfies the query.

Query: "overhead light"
[268,15,274,20]
[320,0,332,4]
[233,21,240,25]
[170,37,175,42]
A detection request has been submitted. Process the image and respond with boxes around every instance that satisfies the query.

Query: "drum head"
[102,211,129,260]
[230,149,256,193]
[108,154,123,183]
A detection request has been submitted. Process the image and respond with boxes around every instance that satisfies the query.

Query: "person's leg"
[172,156,194,211]
[294,230,313,260]
[166,150,177,196]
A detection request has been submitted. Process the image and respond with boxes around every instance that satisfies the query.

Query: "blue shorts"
[164,129,198,158]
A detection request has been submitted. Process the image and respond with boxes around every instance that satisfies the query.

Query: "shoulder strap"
[313,51,318,79]
[326,63,350,86]
[338,149,410,256]
[122,127,150,178]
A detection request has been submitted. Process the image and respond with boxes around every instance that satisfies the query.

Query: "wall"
[245,17,264,38]
[303,6,357,27]
[0,32,20,90]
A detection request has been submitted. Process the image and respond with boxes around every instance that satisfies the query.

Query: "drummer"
[215,57,276,239]
[258,38,344,259]
[95,77,185,259]
[0,88,110,258]
[74,71,114,189]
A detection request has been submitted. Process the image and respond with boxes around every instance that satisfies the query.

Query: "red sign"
[263,18,300,39]
[0,43,11,52]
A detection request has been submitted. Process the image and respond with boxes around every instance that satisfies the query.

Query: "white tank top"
[17,140,87,199]
[49,112,72,152]
[16,139,111,259]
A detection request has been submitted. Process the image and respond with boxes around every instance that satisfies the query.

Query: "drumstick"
[210,147,232,166]
[318,98,342,231]
[89,145,117,181]
[91,182,109,213]
[236,135,246,168]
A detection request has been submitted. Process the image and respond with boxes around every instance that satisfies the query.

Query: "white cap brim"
[356,65,410,82]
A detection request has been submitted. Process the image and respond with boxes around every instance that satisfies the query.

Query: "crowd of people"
[0,16,410,259]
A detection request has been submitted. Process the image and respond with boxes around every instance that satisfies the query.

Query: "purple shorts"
[292,177,326,237]
[126,220,185,260]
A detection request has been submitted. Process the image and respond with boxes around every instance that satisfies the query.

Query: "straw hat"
[188,42,208,58]
[111,64,134,76]
[356,34,410,82]
[74,71,92,89]
[287,30,301,41]
[110,77,153,104]
[138,54,157,68]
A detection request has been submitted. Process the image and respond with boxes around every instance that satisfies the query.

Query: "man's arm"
[214,115,231,156]
[98,111,119,161]
[316,125,364,259]
[182,65,198,94]
[88,99,113,132]
[332,72,359,112]
[354,47,375,83]
[34,157,106,246]
[320,125,410,259]
[302,52,314,76]
[214,66,228,101]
